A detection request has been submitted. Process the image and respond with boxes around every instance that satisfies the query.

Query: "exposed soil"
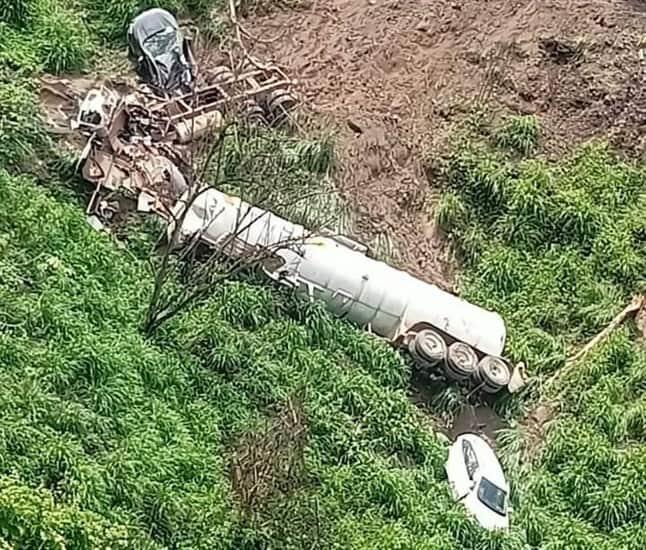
[244,0,646,287]
[450,404,508,447]
[409,369,509,446]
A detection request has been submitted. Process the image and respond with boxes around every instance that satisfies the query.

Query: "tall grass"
[0,171,466,548]
[2,1,646,546]
[34,1,93,73]
[0,78,50,170]
[0,0,33,26]
[434,118,646,548]
[438,136,645,372]
[494,115,540,156]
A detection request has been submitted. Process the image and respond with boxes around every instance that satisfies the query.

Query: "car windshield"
[477,477,507,516]
[143,27,178,58]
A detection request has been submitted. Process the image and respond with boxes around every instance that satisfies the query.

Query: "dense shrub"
[0,78,49,170]
[33,1,93,73]
[439,135,645,371]
[0,172,461,548]
[436,120,646,548]
[0,0,34,27]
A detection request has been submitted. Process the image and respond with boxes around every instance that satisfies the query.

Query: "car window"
[461,439,478,479]
[144,27,178,58]
[477,477,507,516]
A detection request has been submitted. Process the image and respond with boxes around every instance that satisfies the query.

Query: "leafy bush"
[0,24,41,72]
[439,139,645,370]
[0,78,49,170]
[436,124,646,548]
[33,1,93,73]
[0,0,33,27]
[494,115,540,156]
[0,172,464,548]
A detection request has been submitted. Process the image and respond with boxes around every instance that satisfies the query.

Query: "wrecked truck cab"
[127,8,194,95]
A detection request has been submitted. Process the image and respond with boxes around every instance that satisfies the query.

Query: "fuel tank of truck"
[169,188,507,357]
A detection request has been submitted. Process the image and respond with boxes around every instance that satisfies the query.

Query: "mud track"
[245,0,646,288]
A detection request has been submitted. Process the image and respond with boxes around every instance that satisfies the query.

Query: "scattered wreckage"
[45,17,299,223]
[44,8,526,396]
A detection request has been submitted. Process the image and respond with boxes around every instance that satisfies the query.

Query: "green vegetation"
[438,124,645,373]
[494,115,540,157]
[435,116,646,548]
[1,0,645,546]
[0,170,494,548]
[0,78,49,171]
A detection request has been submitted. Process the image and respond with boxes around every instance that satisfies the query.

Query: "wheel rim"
[447,342,478,377]
[413,329,446,366]
[268,89,296,124]
[210,66,234,83]
[479,356,511,389]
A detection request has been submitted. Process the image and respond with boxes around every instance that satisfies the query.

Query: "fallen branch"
[547,294,645,389]
[567,294,644,365]
[228,0,273,71]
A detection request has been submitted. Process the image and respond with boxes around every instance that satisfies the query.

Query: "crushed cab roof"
[128,8,179,44]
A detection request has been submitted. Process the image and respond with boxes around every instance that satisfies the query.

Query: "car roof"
[129,8,179,43]
[454,433,508,489]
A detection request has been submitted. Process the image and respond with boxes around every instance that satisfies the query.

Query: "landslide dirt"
[244,0,646,288]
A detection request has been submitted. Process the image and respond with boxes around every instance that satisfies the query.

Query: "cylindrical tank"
[169,188,507,358]
[174,110,223,143]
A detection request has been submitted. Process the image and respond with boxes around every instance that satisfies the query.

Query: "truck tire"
[210,66,234,84]
[474,356,511,393]
[445,342,478,381]
[409,329,447,370]
[243,99,266,126]
[267,88,297,126]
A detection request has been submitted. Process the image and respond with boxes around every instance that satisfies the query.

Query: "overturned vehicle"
[168,186,521,394]
[50,9,525,395]
[65,91,524,395]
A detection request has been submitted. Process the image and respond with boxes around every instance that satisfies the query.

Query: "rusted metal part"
[49,58,298,225]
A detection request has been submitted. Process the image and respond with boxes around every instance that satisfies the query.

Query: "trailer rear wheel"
[474,356,511,394]
[409,329,447,370]
[445,342,478,381]
[267,88,297,126]
[243,99,266,126]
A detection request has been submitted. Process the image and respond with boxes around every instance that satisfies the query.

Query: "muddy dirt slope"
[245,0,646,287]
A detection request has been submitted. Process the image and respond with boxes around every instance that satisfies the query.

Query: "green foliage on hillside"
[0,77,50,170]
[0,170,518,548]
[0,0,92,74]
[2,132,644,547]
[502,329,646,549]
[435,117,646,549]
[1,0,646,546]
[437,124,645,373]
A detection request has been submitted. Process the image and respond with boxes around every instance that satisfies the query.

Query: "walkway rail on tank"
[168,187,524,395]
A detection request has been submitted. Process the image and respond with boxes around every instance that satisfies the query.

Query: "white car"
[445,433,511,530]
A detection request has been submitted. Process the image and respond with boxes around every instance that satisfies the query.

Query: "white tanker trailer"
[169,187,516,394]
